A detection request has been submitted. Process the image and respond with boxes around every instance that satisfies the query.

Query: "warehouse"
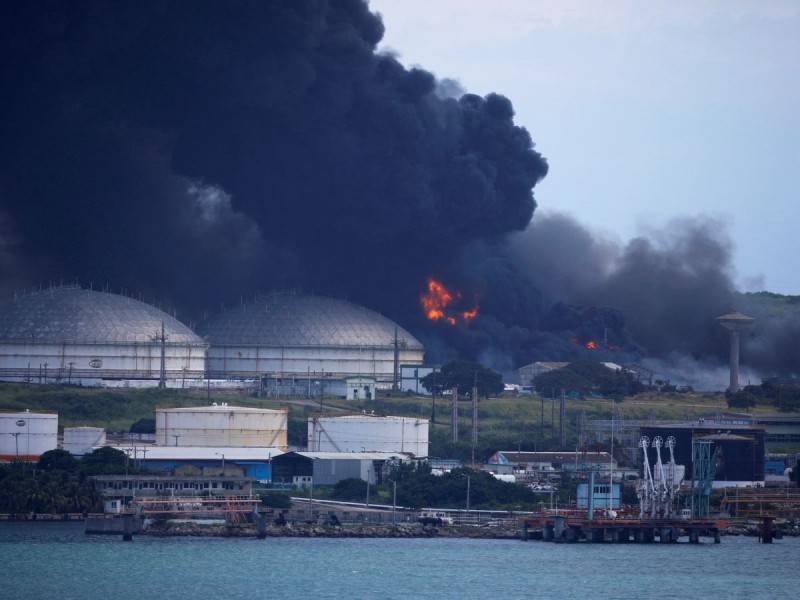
[271,451,411,488]
[200,292,424,389]
[0,286,207,385]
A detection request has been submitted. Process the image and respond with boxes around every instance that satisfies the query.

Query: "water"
[2,523,799,600]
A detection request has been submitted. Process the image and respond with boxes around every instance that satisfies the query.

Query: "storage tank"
[63,426,106,456]
[308,414,428,457]
[156,404,288,449]
[200,292,425,384]
[0,285,207,385]
[0,411,58,460]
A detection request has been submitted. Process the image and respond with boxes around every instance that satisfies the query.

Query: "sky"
[369,0,800,295]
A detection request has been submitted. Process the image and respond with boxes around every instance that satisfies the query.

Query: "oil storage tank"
[63,426,106,456]
[0,286,207,385]
[200,292,424,385]
[0,411,58,460]
[156,404,288,449]
[308,414,428,458]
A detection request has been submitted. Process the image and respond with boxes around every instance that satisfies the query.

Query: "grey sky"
[370,0,800,295]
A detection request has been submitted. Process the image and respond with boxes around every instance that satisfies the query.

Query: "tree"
[727,390,758,410]
[259,491,292,509]
[37,449,79,473]
[421,359,503,399]
[81,446,129,475]
[129,418,156,434]
[330,478,368,503]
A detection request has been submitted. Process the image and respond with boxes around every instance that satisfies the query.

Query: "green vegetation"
[532,360,645,399]
[330,463,542,511]
[0,446,142,515]
[729,381,800,412]
[420,359,504,398]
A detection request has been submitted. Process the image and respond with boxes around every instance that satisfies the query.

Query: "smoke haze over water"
[0,0,796,385]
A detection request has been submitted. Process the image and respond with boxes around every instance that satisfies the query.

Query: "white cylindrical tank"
[156,405,288,449]
[63,426,106,456]
[308,415,428,457]
[0,411,58,459]
[491,473,516,483]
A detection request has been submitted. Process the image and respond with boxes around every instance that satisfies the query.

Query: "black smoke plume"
[0,0,546,324]
[1,1,796,384]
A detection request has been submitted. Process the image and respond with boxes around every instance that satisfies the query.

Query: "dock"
[520,513,725,543]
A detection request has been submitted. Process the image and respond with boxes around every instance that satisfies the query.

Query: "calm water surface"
[2,522,799,599]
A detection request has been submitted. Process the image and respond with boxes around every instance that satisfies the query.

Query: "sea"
[1,522,799,600]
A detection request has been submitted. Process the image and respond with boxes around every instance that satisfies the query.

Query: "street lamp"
[215,452,225,474]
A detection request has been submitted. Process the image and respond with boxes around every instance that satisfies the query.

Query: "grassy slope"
[2,383,784,458]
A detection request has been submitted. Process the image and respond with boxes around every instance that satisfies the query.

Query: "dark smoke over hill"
[0,0,545,322]
[0,0,796,385]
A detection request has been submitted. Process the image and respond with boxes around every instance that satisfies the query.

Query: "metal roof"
[280,451,412,461]
[200,291,423,349]
[110,446,284,461]
[0,286,204,345]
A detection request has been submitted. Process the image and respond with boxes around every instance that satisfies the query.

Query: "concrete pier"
[520,516,724,545]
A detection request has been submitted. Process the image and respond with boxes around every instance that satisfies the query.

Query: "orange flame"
[421,278,479,325]
[586,341,598,349]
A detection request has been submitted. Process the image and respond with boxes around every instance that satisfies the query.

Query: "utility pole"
[559,388,566,448]
[392,327,399,392]
[153,322,168,388]
[451,386,458,443]
[471,384,478,467]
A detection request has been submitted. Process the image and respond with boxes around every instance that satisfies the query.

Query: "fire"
[586,341,598,349]
[420,278,479,325]
[462,307,478,321]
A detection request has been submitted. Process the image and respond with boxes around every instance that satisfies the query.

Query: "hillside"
[0,383,761,464]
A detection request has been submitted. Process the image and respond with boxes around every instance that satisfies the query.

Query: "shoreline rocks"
[143,521,521,539]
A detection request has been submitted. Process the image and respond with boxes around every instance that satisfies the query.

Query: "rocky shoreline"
[144,521,521,539]
[142,518,800,539]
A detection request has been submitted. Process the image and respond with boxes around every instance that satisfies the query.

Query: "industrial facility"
[200,292,425,391]
[0,286,207,385]
[308,414,429,457]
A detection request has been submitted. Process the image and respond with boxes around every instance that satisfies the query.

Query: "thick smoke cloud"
[0,1,795,385]
[0,0,546,324]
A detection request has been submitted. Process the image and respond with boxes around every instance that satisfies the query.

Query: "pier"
[520,513,725,544]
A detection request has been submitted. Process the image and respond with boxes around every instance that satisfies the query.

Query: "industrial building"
[200,292,425,390]
[0,410,58,460]
[308,414,429,457]
[155,404,288,449]
[0,286,207,385]
[639,422,765,488]
[271,451,411,488]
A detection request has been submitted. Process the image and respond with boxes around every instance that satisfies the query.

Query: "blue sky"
[370,0,800,295]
